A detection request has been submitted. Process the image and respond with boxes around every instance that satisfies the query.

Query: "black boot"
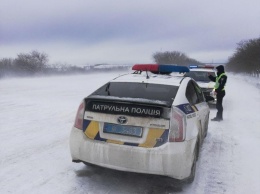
[211,117,221,121]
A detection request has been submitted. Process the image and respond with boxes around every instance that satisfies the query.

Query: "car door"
[185,80,209,143]
[192,81,210,136]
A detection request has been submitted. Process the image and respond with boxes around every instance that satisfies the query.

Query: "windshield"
[185,71,215,82]
[91,82,179,105]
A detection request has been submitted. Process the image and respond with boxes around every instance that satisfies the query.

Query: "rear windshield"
[92,82,179,105]
[185,71,215,82]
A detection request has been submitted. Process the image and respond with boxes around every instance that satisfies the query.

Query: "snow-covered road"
[0,72,259,194]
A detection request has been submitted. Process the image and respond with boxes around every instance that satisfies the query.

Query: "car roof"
[111,71,189,86]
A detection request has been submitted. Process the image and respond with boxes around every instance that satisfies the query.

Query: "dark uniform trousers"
[216,90,225,119]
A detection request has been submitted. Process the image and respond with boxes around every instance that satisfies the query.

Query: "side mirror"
[205,95,214,102]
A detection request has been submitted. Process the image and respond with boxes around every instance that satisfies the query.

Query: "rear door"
[185,80,209,141]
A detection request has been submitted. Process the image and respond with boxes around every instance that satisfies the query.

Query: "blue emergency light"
[189,65,215,69]
[132,64,190,74]
[189,65,199,68]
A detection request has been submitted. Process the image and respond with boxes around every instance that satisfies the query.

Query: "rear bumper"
[70,127,197,180]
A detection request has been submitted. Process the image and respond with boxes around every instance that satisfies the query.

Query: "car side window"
[186,81,199,105]
[192,81,205,103]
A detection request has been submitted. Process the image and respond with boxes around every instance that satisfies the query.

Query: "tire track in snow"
[184,105,236,194]
[187,74,259,194]
[196,123,235,194]
[202,128,232,194]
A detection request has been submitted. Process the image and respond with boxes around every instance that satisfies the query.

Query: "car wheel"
[186,143,198,183]
[204,114,209,137]
[83,161,95,167]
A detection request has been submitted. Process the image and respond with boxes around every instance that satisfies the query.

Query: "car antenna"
[146,70,149,79]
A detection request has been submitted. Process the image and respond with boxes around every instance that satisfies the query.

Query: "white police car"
[70,64,211,183]
[185,65,217,104]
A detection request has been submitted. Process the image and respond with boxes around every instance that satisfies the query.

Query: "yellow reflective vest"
[214,73,226,91]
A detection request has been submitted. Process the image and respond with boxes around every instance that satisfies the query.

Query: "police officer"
[209,65,227,121]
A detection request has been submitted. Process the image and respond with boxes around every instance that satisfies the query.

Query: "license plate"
[103,123,143,137]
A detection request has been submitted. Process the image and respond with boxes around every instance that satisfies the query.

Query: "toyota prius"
[70,64,210,183]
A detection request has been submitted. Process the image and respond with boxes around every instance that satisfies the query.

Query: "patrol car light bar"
[132,64,190,73]
[189,65,215,69]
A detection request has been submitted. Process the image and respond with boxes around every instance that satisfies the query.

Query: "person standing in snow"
[209,65,227,121]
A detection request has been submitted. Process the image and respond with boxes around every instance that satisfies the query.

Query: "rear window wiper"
[105,83,110,96]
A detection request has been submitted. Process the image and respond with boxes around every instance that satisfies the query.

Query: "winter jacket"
[208,65,227,93]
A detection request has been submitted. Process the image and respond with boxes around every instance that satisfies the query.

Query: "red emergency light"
[204,65,215,69]
[132,64,189,74]
[132,64,159,72]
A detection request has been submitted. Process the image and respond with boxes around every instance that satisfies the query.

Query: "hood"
[216,65,225,76]
[196,81,214,89]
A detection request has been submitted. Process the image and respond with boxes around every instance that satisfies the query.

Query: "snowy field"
[0,71,259,194]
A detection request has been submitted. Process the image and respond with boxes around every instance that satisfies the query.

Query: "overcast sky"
[1,0,260,66]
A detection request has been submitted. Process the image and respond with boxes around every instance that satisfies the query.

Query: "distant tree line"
[2,41,259,79]
[153,51,202,66]
[226,37,260,77]
[0,50,130,79]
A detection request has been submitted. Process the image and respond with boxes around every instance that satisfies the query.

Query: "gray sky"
[1,0,260,66]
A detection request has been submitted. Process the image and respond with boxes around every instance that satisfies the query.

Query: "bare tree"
[0,58,15,77]
[14,50,49,75]
[153,51,201,66]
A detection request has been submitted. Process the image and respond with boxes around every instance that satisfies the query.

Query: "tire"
[186,143,198,183]
[83,161,95,167]
[204,113,210,138]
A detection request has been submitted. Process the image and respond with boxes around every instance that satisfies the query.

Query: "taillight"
[74,101,85,130]
[169,107,186,142]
